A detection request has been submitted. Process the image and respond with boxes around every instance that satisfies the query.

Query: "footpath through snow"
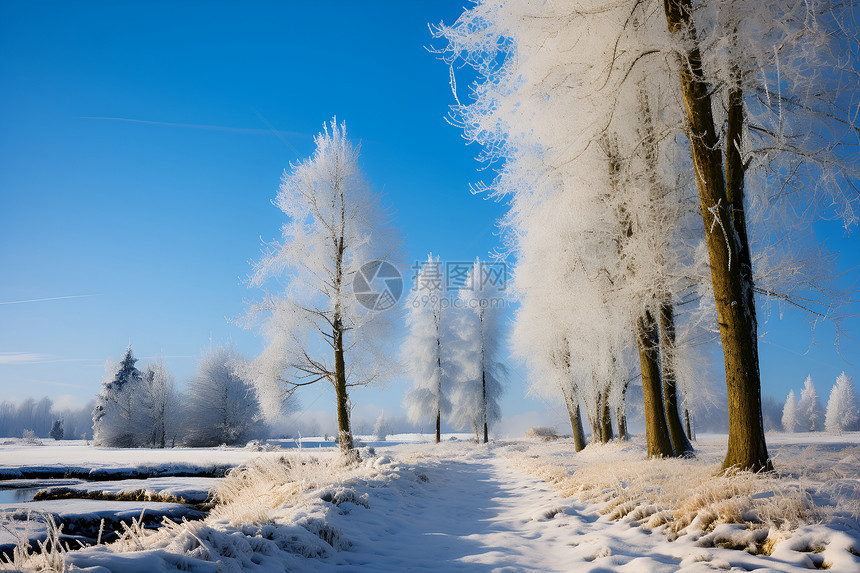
[319,444,681,572]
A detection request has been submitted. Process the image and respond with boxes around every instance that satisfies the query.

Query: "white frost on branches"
[825,372,859,434]
[403,254,453,430]
[449,260,506,440]
[239,119,401,425]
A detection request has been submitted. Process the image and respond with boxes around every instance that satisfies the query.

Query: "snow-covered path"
[320,446,681,572]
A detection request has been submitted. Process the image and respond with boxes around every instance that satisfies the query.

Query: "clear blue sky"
[1,1,857,434]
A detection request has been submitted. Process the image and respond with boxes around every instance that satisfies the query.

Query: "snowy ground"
[1,433,859,572]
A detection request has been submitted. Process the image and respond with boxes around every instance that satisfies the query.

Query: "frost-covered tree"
[450,260,506,443]
[797,375,825,432]
[241,119,400,453]
[403,254,453,443]
[140,360,180,448]
[781,390,798,433]
[185,345,265,447]
[434,0,714,459]
[436,0,860,470]
[92,346,145,447]
[659,0,860,469]
[825,373,858,434]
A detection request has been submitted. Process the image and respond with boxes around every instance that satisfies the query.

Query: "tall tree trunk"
[482,369,488,444]
[659,302,694,456]
[600,391,614,443]
[586,394,601,443]
[662,0,771,471]
[616,382,629,441]
[333,322,353,453]
[616,405,628,441]
[564,389,587,452]
[637,310,674,458]
[435,347,442,444]
[685,408,694,441]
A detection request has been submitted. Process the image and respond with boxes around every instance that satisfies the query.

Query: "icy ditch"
[1,500,206,559]
[0,477,218,560]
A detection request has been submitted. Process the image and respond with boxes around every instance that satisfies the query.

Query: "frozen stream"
[0,479,85,503]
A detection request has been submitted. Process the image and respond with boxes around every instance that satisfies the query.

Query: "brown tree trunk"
[482,369,488,444]
[662,0,771,471]
[334,322,353,453]
[616,382,629,441]
[659,302,694,456]
[586,394,601,443]
[637,310,674,458]
[616,405,628,441]
[600,391,614,443]
[685,408,694,442]
[435,335,443,444]
[564,390,587,452]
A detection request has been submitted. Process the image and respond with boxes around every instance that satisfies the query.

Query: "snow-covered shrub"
[825,372,859,434]
[524,427,559,441]
[21,429,41,445]
[372,412,392,441]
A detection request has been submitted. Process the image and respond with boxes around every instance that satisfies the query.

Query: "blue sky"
[0,1,857,435]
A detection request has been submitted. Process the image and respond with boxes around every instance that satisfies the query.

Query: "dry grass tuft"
[210,452,357,525]
[504,439,818,553]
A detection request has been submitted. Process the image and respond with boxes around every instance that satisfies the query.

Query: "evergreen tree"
[49,419,64,440]
[92,346,144,447]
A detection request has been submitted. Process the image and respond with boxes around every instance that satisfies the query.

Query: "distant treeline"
[0,397,94,440]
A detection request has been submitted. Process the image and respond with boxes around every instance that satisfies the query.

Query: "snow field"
[2,435,859,572]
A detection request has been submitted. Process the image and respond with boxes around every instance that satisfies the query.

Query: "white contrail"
[0,353,46,364]
[83,116,306,138]
[0,294,95,305]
